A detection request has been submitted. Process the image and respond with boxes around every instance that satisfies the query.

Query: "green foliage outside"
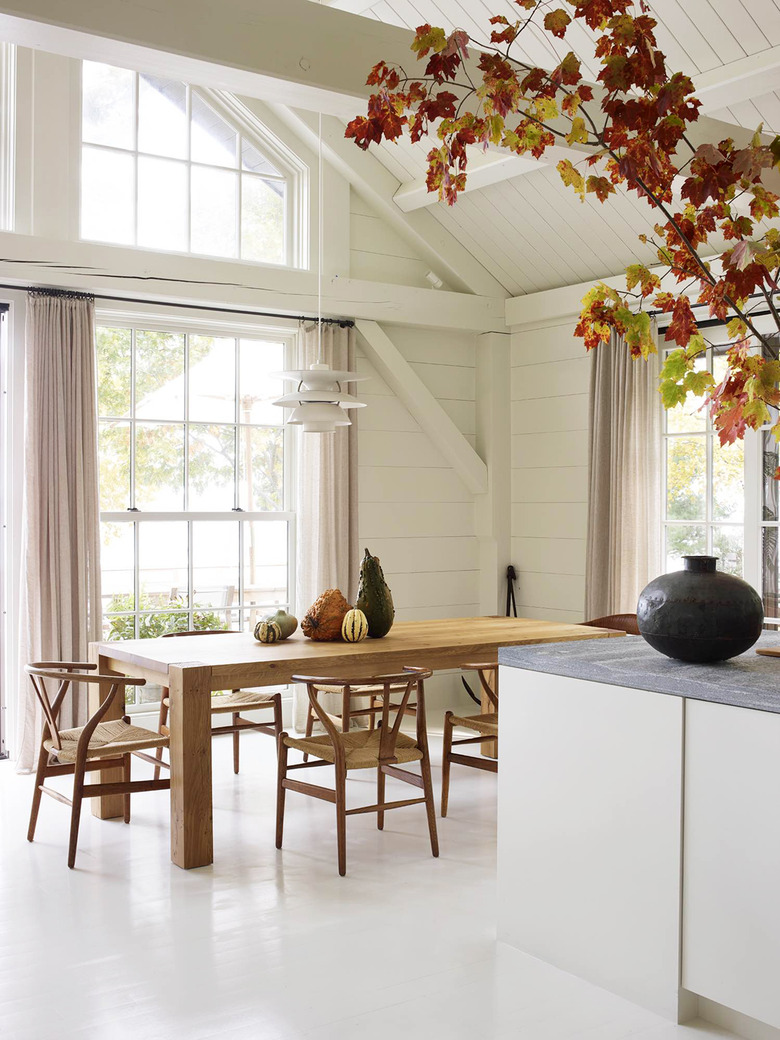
[105,592,226,640]
[97,327,284,514]
[665,432,744,575]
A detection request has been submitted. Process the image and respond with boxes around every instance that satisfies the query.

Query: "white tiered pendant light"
[272,110,366,432]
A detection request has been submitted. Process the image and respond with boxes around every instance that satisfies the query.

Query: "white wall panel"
[511,316,591,620]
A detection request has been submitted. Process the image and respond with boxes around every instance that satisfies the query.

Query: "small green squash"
[254,620,282,644]
[264,609,298,640]
[355,548,395,638]
[341,608,369,643]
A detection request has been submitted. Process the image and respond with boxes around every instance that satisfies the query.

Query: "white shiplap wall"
[356,322,479,714]
[349,189,452,289]
[511,318,590,623]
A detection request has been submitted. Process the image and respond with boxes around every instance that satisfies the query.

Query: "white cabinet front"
[683,699,780,1029]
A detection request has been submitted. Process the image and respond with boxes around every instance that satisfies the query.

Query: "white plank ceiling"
[321,0,780,295]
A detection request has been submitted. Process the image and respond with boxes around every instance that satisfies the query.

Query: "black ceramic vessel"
[637,555,764,663]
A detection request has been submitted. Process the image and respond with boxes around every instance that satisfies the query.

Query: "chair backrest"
[583,613,640,636]
[162,628,231,638]
[26,663,145,754]
[292,667,434,764]
[460,661,498,709]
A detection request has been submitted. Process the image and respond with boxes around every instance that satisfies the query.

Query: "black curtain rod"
[0,283,355,327]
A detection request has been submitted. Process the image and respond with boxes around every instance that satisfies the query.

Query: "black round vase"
[637,555,764,663]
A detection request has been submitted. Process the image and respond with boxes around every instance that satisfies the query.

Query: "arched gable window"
[80,61,307,267]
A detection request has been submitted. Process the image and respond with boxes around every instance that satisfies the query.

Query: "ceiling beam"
[695,47,780,115]
[269,104,510,299]
[394,154,543,212]
[0,0,416,118]
[356,319,488,494]
[0,231,507,331]
[392,141,598,211]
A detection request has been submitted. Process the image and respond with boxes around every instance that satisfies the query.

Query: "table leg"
[88,646,126,819]
[169,663,213,869]
[481,683,498,759]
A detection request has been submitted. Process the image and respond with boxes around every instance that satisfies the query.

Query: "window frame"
[660,334,747,579]
[96,305,298,711]
[657,316,780,611]
[79,64,308,268]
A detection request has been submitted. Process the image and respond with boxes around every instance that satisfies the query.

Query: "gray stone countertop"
[499,632,780,714]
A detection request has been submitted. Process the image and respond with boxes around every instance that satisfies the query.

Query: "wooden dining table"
[90,616,622,869]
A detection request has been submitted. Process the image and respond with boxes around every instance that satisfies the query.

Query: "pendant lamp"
[271,111,366,432]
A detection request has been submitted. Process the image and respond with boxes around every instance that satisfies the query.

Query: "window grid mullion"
[183,333,190,513]
[132,71,140,247]
[188,519,194,631]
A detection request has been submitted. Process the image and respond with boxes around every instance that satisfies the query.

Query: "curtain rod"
[0,283,355,327]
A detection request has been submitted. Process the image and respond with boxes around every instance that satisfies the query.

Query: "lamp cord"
[317,110,324,365]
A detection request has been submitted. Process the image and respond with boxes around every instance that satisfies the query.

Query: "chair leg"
[302,701,314,763]
[272,694,283,738]
[232,712,240,774]
[27,743,49,842]
[335,765,347,877]
[68,766,86,869]
[275,736,288,850]
[441,711,454,818]
[420,750,439,858]
[153,699,168,782]
[377,766,386,831]
[123,755,131,823]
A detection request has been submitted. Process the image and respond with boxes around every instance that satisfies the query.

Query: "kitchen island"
[498,634,780,1034]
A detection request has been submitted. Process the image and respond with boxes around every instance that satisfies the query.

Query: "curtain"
[293,322,359,730]
[584,328,662,620]
[16,291,102,772]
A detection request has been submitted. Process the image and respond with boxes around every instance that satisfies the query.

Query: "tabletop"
[95,616,623,690]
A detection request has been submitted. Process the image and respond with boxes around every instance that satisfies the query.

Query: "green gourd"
[355,548,395,638]
[264,609,298,640]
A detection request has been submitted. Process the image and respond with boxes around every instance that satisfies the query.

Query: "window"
[661,339,745,578]
[81,61,306,266]
[97,316,295,708]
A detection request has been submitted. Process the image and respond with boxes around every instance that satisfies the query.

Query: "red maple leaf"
[665,296,698,346]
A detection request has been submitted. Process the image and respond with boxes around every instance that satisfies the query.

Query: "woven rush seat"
[283,728,424,770]
[161,689,277,713]
[43,718,168,764]
[312,683,406,695]
[449,711,498,737]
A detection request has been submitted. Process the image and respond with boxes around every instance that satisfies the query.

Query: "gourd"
[254,620,282,644]
[341,608,369,643]
[264,609,298,640]
[355,548,395,638]
[301,589,352,641]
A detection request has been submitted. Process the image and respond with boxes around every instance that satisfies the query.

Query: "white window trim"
[0,42,16,232]
[79,66,309,269]
[96,303,299,712]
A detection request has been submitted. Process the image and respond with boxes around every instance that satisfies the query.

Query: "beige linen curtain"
[293,322,359,730]
[16,291,102,772]
[584,328,662,620]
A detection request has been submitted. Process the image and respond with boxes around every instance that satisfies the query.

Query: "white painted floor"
[0,734,743,1040]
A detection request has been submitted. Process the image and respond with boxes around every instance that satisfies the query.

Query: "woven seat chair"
[583,613,640,635]
[152,629,282,779]
[26,663,170,868]
[300,680,415,762]
[277,667,438,876]
[441,662,499,818]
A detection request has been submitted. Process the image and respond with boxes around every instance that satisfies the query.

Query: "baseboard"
[697,996,780,1040]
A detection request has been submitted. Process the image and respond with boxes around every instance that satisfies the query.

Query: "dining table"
[90,616,622,868]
